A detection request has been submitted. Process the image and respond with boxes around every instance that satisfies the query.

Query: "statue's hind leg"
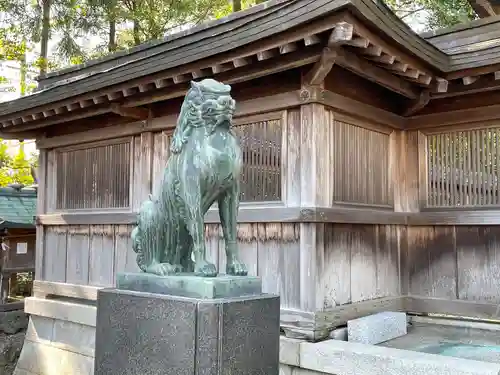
[181,176,217,277]
[175,224,195,273]
[139,201,181,276]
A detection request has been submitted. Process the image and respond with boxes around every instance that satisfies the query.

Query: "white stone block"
[52,319,95,357]
[280,336,301,366]
[300,340,500,375]
[16,340,94,375]
[25,316,54,344]
[279,364,293,375]
[347,311,407,344]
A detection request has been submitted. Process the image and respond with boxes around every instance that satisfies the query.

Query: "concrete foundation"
[15,297,500,375]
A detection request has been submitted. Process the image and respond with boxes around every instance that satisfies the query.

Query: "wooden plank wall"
[42,222,401,310]
[403,225,500,303]
[42,223,301,305]
[317,223,400,308]
[43,225,138,286]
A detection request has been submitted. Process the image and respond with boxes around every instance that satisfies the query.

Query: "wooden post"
[9,273,17,298]
[286,83,334,340]
[389,129,421,213]
[389,130,423,296]
[0,273,9,303]
[35,149,47,281]
[132,131,153,210]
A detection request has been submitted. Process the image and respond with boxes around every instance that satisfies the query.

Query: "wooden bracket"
[110,104,149,120]
[329,21,356,46]
[432,77,448,94]
[403,90,430,117]
[302,47,338,86]
[302,22,357,86]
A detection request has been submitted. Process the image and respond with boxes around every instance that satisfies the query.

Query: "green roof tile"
[0,186,37,228]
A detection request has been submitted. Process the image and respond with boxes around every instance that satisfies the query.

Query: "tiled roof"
[0,185,36,228]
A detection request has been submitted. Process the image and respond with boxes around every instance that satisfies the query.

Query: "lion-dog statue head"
[170,79,236,154]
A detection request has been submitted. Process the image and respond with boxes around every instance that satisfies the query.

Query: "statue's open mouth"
[215,115,232,128]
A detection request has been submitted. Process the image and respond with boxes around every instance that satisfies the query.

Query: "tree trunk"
[19,47,27,96]
[108,19,117,51]
[107,2,118,52]
[40,0,51,75]
[132,0,141,45]
[233,0,242,12]
[133,20,140,45]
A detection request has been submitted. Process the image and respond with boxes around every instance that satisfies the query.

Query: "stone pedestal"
[94,273,280,375]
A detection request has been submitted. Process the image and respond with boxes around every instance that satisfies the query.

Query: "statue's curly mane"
[170,82,205,154]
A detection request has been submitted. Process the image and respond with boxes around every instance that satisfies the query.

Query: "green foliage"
[384,0,477,30]
[10,143,35,186]
[111,0,232,47]
[0,142,38,187]
[0,141,13,187]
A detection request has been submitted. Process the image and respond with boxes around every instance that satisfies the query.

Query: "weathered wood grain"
[401,225,500,304]
[114,225,140,274]
[88,225,116,287]
[205,222,301,309]
[132,132,153,210]
[390,130,419,212]
[152,131,171,196]
[35,149,47,280]
[320,224,352,307]
[33,280,100,300]
[330,112,392,207]
[37,206,409,226]
[285,108,301,206]
[65,226,90,285]
[44,227,67,282]
[300,103,323,206]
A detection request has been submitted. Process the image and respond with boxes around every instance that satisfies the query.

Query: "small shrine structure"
[0,184,36,308]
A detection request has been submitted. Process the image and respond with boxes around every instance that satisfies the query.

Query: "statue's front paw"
[194,261,218,277]
[226,260,248,276]
[146,263,182,276]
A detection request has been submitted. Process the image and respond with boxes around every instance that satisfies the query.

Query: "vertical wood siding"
[329,112,392,206]
[42,222,401,310]
[403,225,500,303]
[55,141,131,210]
[427,129,500,207]
[233,118,282,202]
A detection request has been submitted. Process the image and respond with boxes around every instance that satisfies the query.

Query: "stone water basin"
[378,317,500,364]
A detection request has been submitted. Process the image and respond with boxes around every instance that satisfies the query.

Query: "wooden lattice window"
[331,119,391,206]
[233,117,282,202]
[427,129,500,207]
[56,140,131,210]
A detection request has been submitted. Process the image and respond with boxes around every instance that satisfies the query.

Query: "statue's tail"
[131,197,160,272]
[131,225,146,272]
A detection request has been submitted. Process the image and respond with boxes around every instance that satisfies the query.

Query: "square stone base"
[94,288,280,375]
[116,272,262,299]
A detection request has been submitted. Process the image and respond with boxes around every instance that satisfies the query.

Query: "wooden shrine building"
[0,184,36,306]
[6,0,500,373]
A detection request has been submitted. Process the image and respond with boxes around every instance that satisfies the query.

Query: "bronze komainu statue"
[131,79,248,277]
